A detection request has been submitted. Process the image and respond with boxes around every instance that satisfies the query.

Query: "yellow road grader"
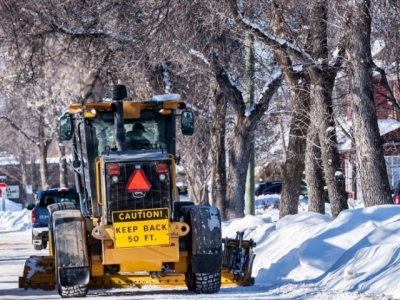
[19,85,255,297]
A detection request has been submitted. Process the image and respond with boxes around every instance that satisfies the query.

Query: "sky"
[0,196,398,300]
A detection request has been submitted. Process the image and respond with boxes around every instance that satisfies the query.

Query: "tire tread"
[193,272,221,294]
[59,284,87,298]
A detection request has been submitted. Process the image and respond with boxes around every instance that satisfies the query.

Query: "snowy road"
[0,230,381,300]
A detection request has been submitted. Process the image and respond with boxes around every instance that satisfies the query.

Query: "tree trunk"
[307,0,347,219]
[39,147,49,190]
[244,32,255,216]
[30,151,39,194]
[305,105,325,214]
[39,115,49,190]
[210,88,227,220]
[304,0,328,215]
[345,0,392,206]
[312,74,348,219]
[245,146,255,216]
[279,84,310,219]
[226,113,253,219]
[58,141,68,188]
[270,2,311,219]
[19,153,29,207]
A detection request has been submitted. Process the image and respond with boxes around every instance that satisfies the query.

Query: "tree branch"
[227,0,315,66]
[211,50,243,110]
[373,65,400,110]
[0,115,38,145]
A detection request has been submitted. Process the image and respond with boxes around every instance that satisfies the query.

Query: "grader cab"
[19,85,255,297]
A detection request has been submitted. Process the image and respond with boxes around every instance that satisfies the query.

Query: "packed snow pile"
[0,198,31,232]
[221,203,400,299]
[0,197,22,211]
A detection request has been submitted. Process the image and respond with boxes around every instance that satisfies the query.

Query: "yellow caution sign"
[112,208,170,248]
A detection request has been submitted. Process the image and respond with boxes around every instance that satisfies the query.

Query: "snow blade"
[221,231,256,286]
[18,256,55,290]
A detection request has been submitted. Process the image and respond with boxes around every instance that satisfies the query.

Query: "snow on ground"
[0,196,399,299]
[0,199,28,232]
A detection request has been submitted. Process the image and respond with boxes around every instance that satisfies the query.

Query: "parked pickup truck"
[30,187,79,250]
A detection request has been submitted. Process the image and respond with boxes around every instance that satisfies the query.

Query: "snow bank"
[0,198,22,211]
[0,198,31,232]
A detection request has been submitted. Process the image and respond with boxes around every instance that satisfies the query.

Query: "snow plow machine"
[19,85,256,297]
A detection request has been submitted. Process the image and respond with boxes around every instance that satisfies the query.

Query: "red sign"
[0,183,6,197]
[126,169,151,192]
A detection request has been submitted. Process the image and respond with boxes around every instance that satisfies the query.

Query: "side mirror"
[60,114,73,140]
[27,203,35,210]
[181,111,194,136]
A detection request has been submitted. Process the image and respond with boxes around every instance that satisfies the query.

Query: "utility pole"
[244,31,255,216]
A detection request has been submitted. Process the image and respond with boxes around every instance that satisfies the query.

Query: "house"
[339,73,400,200]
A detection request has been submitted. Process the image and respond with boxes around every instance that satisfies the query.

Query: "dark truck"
[30,187,79,250]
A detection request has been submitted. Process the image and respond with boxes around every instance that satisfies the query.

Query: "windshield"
[91,111,169,155]
[38,191,79,207]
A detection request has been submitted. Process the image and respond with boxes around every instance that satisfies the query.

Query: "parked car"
[262,182,283,195]
[255,180,307,197]
[29,187,79,250]
[255,181,282,196]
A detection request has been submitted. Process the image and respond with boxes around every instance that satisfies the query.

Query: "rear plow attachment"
[221,231,256,286]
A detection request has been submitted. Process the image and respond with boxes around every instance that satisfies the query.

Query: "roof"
[37,187,77,196]
[337,118,400,151]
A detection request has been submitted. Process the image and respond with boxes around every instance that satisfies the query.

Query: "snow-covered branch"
[50,22,132,41]
[188,48,210,66]
[23,8,132,42]
[252,65,283,114]
[227,0,316,67]
[211,49,243,109]
[0,115,38,145]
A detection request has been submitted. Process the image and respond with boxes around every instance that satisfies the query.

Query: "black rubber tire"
[184,207,222,294]
[185,267,194,291]
[51,205,88,298]
[48,202,78,252]
[42,240,48,249]
[54,242,88,298]
[185,270,221,294]
[55,263,87,298]
[33,244,42,251]
[173,201,195,221]
[57,284,87,298]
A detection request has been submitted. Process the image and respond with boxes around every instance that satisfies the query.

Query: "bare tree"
[268,2,311,218]
[344,0,392,206]
[2,0,395,219]
[227,0,349,218]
